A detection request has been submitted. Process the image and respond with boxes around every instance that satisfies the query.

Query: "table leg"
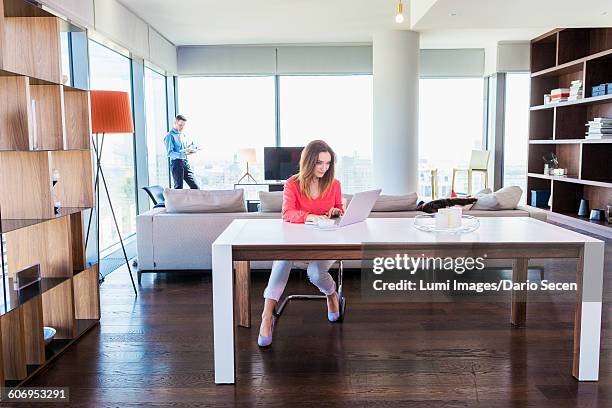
[212,243,235,384]
[573,242,604,381]
[234,261,251,328]
[511,258,528,326]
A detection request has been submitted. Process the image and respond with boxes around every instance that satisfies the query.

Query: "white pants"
[263,260,337,301]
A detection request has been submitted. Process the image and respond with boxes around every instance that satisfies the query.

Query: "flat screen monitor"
[264,147,303,181]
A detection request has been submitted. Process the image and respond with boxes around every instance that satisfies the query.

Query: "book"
[585,134,612,139]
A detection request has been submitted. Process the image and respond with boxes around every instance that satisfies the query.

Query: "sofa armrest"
[516,205,548,222]
[136,208,166,270]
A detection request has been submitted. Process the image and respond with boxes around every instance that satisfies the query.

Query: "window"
[503,73,530,202]
[88,40,136,250]
[279,75,373,193]
[145,67,169,189]
[418,78,485,198]
[177,76,276,190]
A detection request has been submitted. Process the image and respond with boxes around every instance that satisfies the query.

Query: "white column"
[373,31,420,195]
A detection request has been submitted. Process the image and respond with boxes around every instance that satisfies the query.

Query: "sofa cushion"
[163,188,246,213]
[344,192,418,212]
[258,191,283,212]
[472,186,522,210]
[373,193,418,212]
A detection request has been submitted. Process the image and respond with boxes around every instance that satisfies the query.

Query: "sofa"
[135,188,548,276]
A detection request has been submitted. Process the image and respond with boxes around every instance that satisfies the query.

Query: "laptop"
[307,188,382,229]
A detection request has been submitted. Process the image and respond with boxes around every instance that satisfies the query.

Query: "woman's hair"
[295,140,336,198]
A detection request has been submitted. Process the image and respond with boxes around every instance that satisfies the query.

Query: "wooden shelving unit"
[528,28,612,238]
[0,0,99,387]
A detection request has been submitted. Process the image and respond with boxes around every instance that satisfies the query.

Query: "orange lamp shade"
[90,90,134,134]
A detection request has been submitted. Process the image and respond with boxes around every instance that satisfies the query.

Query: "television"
[264,147,304,181]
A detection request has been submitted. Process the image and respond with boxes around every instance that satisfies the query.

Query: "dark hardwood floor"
[16,230,612,407]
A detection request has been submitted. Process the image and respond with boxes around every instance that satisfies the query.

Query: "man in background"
[164,114,200,189]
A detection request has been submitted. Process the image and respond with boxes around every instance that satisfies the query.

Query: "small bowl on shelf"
[43,327,56,345]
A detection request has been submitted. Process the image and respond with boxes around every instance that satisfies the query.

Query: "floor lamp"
[236,148,257,184]
[86,90,137,296]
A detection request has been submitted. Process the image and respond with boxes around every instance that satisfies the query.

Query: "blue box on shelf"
[531,190,551,208]
[592,84,607,97]
[607,83,612,95]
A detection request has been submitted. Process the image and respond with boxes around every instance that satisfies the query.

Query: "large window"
[177,76,276,190]
[503,73,530,201]
[88,40,136,250]
[419,78,485,198]
[145,67,169,188]
[279,75,373,193]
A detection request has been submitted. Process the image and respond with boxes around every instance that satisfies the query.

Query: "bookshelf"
[528,28,612,238]
[0,0,99,386]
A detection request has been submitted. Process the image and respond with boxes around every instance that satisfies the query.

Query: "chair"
[142,185,165,208]
[421,168,439,200]
[451,150,490,195]
[274,261,346,321]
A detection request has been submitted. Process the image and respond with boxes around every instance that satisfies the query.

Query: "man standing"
[164,115,200,189]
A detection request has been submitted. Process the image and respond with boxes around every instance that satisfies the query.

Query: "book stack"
[585,117,612,139]
[569,80,583,101]
[550,88,570,103]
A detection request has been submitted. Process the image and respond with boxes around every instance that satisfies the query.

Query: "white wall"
[420,49,484,78]
[485,41,531,75]
[496,42,530,72]
[178,46,276,75]
[40,0,178,74]
[177,45,485,78]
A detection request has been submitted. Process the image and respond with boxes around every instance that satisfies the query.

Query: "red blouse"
[282,176,343,224]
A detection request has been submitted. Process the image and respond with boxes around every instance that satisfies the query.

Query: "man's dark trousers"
[170,159,200,189]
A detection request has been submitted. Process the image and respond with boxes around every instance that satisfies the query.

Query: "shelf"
[0,277,69,317]
[548,211,612,234]
[531,48,612,78]
[0,207,90,234]
[529,138,612,144]
[531,60,584,78]
[527,173,612,188]
[527,206,612,235]
[530,94,612,111]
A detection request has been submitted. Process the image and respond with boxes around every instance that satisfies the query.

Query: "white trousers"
[263,260,337,301]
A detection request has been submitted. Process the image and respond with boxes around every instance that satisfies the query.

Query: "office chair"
[142,185,165,208]
[274,261,346,321]
[451,150,490,195]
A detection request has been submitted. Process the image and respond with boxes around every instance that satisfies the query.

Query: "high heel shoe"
[327,292,342,322]
[258,315,276,347]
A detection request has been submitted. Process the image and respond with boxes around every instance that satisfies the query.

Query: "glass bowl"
[413,214,480,234]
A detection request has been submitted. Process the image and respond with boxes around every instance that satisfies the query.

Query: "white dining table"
[211,217,605,384]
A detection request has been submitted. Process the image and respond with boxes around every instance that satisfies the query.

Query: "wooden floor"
[20,232,612,407]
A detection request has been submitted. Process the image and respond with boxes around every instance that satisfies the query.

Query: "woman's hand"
[306,214,329,223]
[326,207,343,219]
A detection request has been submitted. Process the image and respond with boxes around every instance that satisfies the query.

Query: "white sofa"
[135,205,548,278]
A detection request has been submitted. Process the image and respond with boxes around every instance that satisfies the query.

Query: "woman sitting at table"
[258,139,345,347]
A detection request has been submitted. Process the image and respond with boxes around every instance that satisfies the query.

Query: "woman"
[258,140,344,347]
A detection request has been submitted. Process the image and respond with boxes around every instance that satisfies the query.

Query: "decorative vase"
[578,199,590,217]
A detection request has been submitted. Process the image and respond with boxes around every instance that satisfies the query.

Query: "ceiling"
[117,0,611,47]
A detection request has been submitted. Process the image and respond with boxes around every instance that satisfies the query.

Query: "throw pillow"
[258,191,283,212]
[164,188,246,213]
[471,186,522,210]
[372,193,418,212]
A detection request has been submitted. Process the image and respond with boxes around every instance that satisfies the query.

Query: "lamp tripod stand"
[237,161,257,184]
[85,133,137,296]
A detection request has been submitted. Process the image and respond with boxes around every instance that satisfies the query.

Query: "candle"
[435,207,463,229]
[435,208,451,228]
[448,206,462,228]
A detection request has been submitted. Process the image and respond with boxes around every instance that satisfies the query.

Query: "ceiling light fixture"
[395,0,404,23]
